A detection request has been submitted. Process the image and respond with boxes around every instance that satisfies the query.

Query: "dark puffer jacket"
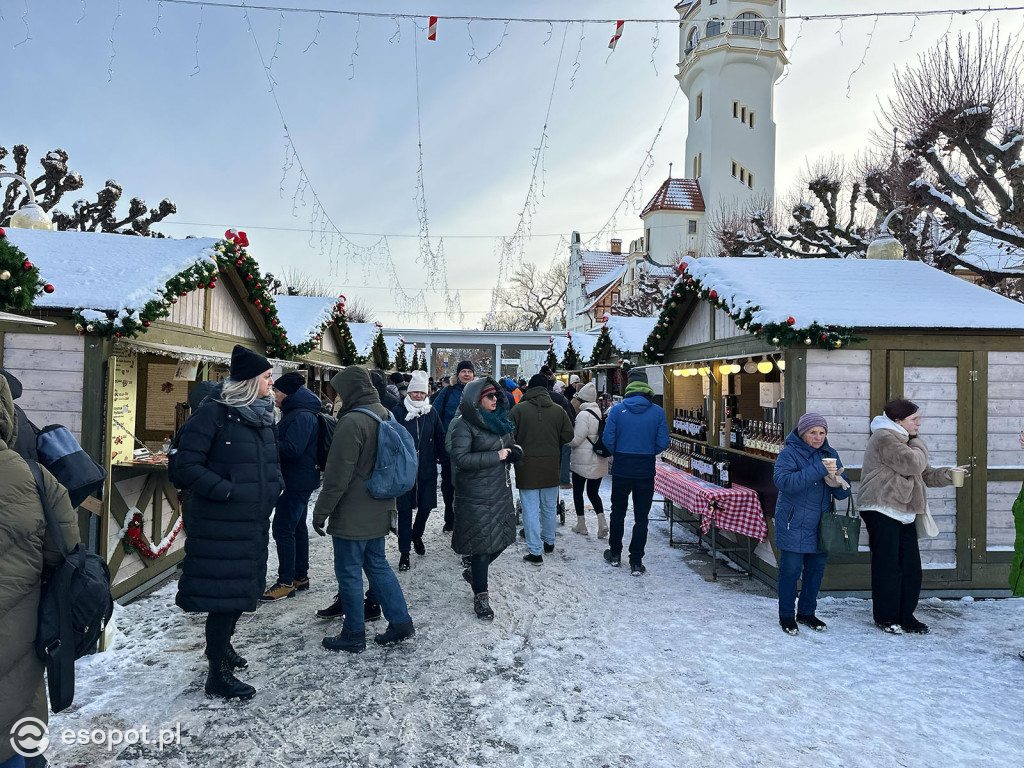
[773,429,851,553]
[446,377,516,556]
[392,399,445,511]
[510,386,574,490]
[313,367,395,540]
[277,385,323,492]
[0,376,79,762]
[174,386,283,613]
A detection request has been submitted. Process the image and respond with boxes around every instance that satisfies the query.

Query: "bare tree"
[343,295,374,323]
[273,268,336,297]
[486,261,568,331]
[609,263,673,317]
[0,145,176,236]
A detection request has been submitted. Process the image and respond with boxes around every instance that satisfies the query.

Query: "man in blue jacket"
[261,372,322,601]
[433,360,474,532]
[602,368,670,575]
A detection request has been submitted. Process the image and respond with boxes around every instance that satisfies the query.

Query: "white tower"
[676,0,787,221]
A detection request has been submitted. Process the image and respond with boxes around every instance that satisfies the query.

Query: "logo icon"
[10,717,49,758]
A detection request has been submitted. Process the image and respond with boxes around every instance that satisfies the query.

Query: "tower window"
[749,111,756,128]
[706,19,722,36]
[732,101,739,118]
[693,156,698,178]
[686,27,699,54]
[733,12,767,38]
[748,173,755,189]
[688,220,698,235]
[696,92,703,119]
[731,161,738,178]
[740,106,747,122]
[739,168,746,183]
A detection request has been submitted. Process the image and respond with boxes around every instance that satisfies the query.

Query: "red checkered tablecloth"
[654,461,767,542]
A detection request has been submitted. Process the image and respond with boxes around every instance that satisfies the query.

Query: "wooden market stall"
[587,315,660,400]
[273,295,359,404]
[2,228,300,601]
[644,256,1024,595]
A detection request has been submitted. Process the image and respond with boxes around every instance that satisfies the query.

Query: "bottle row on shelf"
[672,409,707,441]
[662,437,732,489]
[727,419,785,458]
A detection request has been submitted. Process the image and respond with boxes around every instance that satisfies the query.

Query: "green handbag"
[818,495,861,556]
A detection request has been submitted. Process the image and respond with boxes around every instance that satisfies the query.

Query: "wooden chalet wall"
[2,331,86,440]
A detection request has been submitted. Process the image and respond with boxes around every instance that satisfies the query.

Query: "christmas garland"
[394,338,409,372]
[546,341,558,372]
[642,262,861,362]
[370,323,391,369]
[589,325,613,365]
[122,511,184,560]
[0,227,52,312]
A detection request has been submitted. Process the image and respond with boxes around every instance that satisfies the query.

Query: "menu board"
[109,355,138,465]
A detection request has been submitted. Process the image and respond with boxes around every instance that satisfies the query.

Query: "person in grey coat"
[446,377,521,619]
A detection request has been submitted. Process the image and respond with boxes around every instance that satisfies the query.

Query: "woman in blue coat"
[772,413,851,635]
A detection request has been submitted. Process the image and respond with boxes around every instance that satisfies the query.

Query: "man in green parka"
[0,375,80,766]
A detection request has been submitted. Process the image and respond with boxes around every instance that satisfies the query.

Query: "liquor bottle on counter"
[718,455,732,488]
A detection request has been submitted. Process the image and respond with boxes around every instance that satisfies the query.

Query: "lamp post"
[1,171,55,230]
[866,206,907,261]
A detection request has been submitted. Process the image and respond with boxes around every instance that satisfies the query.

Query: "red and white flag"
[427,16,438,41]
[608,20,624,50]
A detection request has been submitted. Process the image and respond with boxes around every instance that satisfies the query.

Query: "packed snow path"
[50,483,1024,767]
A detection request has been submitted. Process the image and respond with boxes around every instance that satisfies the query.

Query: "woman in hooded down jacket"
[445,377,519,620]
[566,382,609,539]
[773,413,850,636]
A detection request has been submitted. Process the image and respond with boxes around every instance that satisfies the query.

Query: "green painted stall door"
[889,351,973,583]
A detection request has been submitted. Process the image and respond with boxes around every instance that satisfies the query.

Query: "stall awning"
[0,311,56,327]
[114,339,300,370]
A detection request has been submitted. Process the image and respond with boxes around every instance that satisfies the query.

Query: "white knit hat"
[577,382,598,402]
[408,370,429,394]
[569,374,581,384]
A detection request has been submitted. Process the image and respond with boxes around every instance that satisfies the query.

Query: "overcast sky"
[1,0,1008,328]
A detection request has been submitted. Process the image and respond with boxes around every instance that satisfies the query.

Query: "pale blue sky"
[1,0,1005,327]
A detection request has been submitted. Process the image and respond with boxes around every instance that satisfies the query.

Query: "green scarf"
[480,406,515,435]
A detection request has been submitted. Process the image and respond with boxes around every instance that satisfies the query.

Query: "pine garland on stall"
[370,324,390,370]
[394,340,409,372]
[546,340,559,372]
[562,334,581,371]
[0,228,50,312]
[589,325,613,366]
[641,261,860,363]
[330,296,363,366]
[409,346,421,371]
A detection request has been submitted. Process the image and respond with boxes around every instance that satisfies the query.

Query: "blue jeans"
[609,475,655,564]
[777,550,829,618]
[332,536,411,634]
[520,487,558,556]
[559,443,571,486]
[0,754,26,768]
[272,488,313,584]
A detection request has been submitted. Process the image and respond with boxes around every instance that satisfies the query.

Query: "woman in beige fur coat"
[858,398,967,635]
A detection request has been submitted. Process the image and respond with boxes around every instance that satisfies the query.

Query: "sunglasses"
[481,393,498,400]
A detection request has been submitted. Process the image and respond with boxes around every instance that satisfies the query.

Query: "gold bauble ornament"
[0,269,10,280]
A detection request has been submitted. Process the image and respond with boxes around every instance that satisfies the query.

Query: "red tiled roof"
[640,178,705,217]
[581,250,626,284]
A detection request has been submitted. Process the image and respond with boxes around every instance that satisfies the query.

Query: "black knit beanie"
[527,373,549,389]
[274,371,305,395]
[230,344,272,381]
[457,360,474,374]
[884,398,919,421]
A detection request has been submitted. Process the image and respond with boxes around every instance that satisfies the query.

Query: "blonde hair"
[219,376,262,408]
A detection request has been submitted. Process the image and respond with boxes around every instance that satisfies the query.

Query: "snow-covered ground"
[47,482,1024,768]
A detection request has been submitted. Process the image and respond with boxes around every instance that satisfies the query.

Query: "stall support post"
[494,343,502,378]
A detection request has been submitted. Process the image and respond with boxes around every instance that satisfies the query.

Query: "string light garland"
[641,263,861,362]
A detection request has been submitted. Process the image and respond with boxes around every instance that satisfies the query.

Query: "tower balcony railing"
[680,29,785,78]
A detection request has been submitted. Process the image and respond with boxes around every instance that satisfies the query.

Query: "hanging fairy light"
[757,357,774,374]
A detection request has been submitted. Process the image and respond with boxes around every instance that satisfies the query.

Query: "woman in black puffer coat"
[445,377,520,619]
[173,346,283,701]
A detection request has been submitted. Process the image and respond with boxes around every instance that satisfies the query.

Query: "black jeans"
[572,471,604,517]
[205,610,242,660]
[861,509,923,625]
[608,475,656,564]
[398,478,439,554]
[470,551,503,594]
[439,458,455,528]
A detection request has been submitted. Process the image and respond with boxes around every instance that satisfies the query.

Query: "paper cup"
[949,467,965,487]
[822,458,837,473]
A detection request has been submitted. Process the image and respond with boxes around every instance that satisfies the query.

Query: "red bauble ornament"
[115,332,122,338]
[143,321,151,327]
[246,274,253,281]
[180,292,187,297]
[43,284,55,294]
[687,279,694,285]
[198,283,205,289]
[263,307,270,314]
[255,283,261,290]
[709,290,718,300]
[787,317,795,325]
[209,281,217,289]
[0,227,6,237]
[821,333,828,340]
[254,299,261,306]
[235,259,243,267]
[23,261,33,270]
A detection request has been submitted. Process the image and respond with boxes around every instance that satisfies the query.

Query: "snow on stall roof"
[585,264,626,296]
[682,257,1024,330]
[5,228,218,313]
[272,295,337,342]
[605,315,659,353]
[552,331,599,363]
[640,177,706,217]
[348,322,380,356]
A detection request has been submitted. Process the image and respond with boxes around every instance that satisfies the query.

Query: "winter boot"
[322,629,366,653]
[205,659,256,700]
[316,594,344,620]
[224,644,248,669]
[399,553,411,572]
[374,620,416,646]
[412,537,425,556]
[364,598,382,622]
[571,516,589,535]
[779,617,799,636]
[543,542,555,554]
[796,614,827,632]
[523,553,543,565]
[603,549,621,567]
[596,513,609,540]
[474,592,495,620]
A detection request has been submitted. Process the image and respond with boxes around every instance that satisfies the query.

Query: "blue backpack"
[351,407,418,499]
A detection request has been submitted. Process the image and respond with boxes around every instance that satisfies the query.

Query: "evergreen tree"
[370,327,391,370]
